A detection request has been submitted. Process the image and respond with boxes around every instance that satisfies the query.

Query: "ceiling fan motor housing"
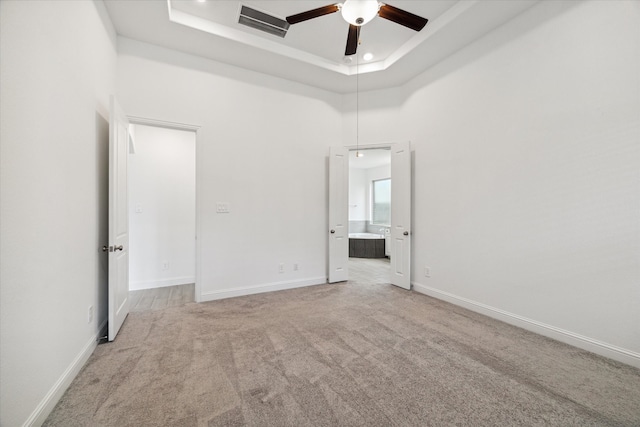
[341,0,379,26]
[285,1,428,56]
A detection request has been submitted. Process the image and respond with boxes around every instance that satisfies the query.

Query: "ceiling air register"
[238,5,290,38]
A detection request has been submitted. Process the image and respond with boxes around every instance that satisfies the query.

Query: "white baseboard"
[129,276,196,291]
[23,318,107,427]
[200,276,327,302]
[412,282,640,369]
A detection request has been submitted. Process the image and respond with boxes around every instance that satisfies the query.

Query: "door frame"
[338,141,413,286]
[127,116,203,302]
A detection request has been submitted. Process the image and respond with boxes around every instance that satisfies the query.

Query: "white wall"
[0,1,117,425]
[129,124,196,290]
[347,0,640,366]
[349,155,391,224]
[348,168,367,221]
[117,38,343,301]
[2,3,637,425]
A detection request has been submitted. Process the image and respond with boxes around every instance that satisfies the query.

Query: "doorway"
[127,122,197,303]
[348,148,391,284]
[329,142,412,289]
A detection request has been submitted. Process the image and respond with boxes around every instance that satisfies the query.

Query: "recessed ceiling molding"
[350,1,477,77]
[350,61,385,76]
[381,0,478,71]
[166,0,480,77]
[167,0,348,74]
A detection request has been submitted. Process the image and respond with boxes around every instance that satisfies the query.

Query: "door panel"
[108,96,130,341]
[390,141,411,290]
[328,146,349,283]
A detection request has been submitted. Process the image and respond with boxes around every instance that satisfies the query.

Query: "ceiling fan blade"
[286,4,340,24]
[378,4,428,32]
[345,24,360,56]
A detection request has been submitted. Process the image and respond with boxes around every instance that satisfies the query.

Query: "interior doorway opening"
[348,148,391,284]
[127,122,197,305]
[329,142,411,289]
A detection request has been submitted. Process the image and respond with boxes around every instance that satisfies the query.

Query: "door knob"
[330,230,335,234]
[403,231,409,236]
[102,246,110,252]
[115,245,124,251]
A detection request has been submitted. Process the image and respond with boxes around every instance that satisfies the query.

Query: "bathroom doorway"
[348,148,391,284]
[329,142,411,288]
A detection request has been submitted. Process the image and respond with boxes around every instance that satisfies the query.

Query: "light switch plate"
[216,202,230,213]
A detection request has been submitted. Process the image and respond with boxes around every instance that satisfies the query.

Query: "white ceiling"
[349,148,390,169]
[104,0,538,93]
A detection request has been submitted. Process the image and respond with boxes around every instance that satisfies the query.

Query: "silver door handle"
[115,245,124,251]
[102,246,111,252]
[330,230,335,234]
[403,231,409,236]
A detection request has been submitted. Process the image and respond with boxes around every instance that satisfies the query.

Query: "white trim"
[382,1,476,72]
[343,140,411,151]
[128,115,200,132]
[200,276,327,302]
[412,282,640,369]
[195,128,203,303]
[23,319,107,427]
[129,276,196,291]
[165,0,477,77]
[167,0,346,75]
[126,116,203,303]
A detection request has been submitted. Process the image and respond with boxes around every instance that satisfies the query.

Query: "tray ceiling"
[104,0,539,93]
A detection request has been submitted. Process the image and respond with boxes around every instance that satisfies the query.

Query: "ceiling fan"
[286,0,428,56]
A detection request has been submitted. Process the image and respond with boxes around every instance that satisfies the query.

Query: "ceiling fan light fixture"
[341,0,379,26]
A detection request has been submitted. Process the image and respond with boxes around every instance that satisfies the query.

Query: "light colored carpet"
[45,275,640,426]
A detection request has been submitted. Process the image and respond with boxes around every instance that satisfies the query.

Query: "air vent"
[238,5,290,38]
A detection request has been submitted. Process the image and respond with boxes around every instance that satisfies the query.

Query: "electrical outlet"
[424,266,431,277]
[279,263,285,273]
[293,263,299,271]
[162,261,169,270]
[88,305,94,323]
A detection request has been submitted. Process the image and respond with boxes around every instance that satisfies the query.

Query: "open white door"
[328,146,349,283]
[107,96,130,341]
[390,141,412,290]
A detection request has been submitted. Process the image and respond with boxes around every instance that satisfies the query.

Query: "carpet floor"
[45,277,640,426]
